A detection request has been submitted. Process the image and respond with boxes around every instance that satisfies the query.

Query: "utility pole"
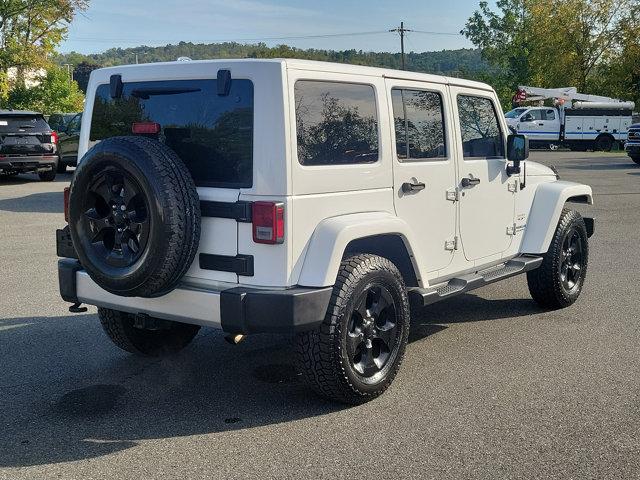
[62,63,73,86]
[389,21,412,70]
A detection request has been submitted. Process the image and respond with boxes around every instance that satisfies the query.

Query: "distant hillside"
[55,42,495,77]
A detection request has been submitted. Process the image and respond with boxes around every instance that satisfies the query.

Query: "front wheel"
[527,209,589,309]
[295,254,410,404]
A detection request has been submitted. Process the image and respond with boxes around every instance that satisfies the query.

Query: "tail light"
[51,131,58,144]
[252,202,284,244]
[63,187,70,222]
[132,122,161,135]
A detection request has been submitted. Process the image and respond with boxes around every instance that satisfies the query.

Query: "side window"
[295,81,378,166]
[391,88,446,160]
[68,114,82,133]
[457,95,505,159]
[529,110,543,121]
[544,109,556,121]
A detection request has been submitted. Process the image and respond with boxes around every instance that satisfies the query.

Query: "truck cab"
[505,106,561,145]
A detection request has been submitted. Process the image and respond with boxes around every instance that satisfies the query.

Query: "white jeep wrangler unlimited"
[57,59,594,404]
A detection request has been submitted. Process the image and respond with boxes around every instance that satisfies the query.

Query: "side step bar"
[408,255,543,309]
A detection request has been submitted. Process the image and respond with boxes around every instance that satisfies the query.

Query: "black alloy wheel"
[559,226,584,294]
[295,254,411,404]
[68,136,201,298]
[346,284,401,382]
[527,208,589,309]
[81,167,150,268]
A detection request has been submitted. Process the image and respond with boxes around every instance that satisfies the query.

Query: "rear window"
[90,79,254,188]
[0,115,50,134]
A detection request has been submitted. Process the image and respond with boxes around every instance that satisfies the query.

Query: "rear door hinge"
[446,188,459,202]
[444,236,459,251]
[508,180,518,193]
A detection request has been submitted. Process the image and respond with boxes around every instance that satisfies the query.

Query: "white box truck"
[505,86,635,151]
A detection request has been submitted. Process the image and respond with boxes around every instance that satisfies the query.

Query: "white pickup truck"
[505,104,634,151]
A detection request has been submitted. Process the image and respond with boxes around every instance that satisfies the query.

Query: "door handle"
[401,181,426,193]
[461,176,481,188]
[538,123,544,126]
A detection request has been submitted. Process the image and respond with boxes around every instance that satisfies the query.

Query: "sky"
[60,0,480,55]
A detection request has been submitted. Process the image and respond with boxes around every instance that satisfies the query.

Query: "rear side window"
[90,79,254,188]
[0,115,50,133]
[457,95,504,159]
[295,81,378,165]
[543,109,556,121]
[391,88,446,160]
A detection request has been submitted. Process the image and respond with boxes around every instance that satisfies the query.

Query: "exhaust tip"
[224,334,246,345]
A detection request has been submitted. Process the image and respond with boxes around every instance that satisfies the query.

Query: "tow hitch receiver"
[69,302,88,313]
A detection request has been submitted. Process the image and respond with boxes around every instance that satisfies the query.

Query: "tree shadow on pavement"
[409,293,542,342]
[0,191,63,213]
[565,162,638,171]
[0,293,543,467]
[0,173,71,186]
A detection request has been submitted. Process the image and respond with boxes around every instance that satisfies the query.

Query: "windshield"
[0,115,50,134]
[505,108,527,119]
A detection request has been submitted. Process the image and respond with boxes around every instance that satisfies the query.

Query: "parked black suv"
[0,110,59,181]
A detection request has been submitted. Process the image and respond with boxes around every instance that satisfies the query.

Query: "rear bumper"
[0,155,57,171]
[58,259,332,334]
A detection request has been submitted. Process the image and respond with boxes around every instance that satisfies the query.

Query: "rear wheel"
[527,209,589,309]
[595,134,614,152]
[98,308,200,356]
[38,168,56,182]
[57,161,67,173]
[295,254,410,404]
[630,156,640,165]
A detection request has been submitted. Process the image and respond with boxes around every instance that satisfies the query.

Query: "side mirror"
[506,134,529,175]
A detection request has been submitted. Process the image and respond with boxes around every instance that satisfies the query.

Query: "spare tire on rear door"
[68,136,201,298]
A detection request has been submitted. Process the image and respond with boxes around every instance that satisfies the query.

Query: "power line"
[411,30,460,36]
[66,30,391,44]
[64,28,460,45]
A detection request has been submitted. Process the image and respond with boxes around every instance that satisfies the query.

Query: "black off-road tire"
[69,136,201,298]
[527,209,589,309]
[98,308,200,356]
[38,168,57,182]
[295,254,411,405]
[631,156,640,165]
[594,134,614,152]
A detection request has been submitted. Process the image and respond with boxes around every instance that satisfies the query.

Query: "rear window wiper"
[130,88,201,99]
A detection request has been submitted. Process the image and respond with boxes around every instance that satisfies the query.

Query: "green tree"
[461,0,534,90]
[0,0,88,83]
[462,0,640,105]
[5,66,84,113]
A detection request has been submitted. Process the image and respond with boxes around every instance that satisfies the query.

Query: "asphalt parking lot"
[1,151,639,479]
